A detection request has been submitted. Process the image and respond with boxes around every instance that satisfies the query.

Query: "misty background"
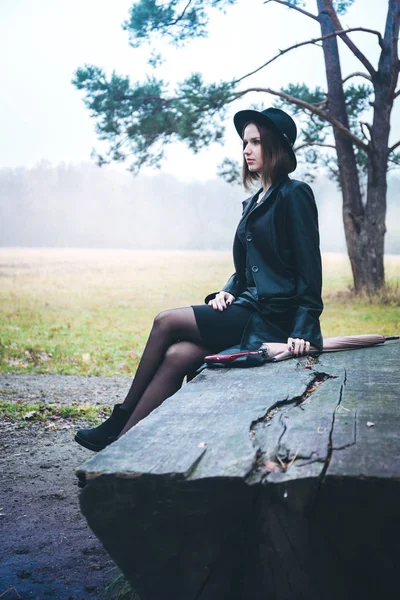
[1,1,398,256]
[0,163,399,253]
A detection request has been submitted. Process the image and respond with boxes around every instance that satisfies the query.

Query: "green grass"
[0,248,399,376]
[0,399,111,422]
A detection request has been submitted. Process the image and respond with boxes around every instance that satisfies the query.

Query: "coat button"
[246,234,252,242]
[252,265,259,273]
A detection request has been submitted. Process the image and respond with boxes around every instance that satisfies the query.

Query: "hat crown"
[259,108,297,146]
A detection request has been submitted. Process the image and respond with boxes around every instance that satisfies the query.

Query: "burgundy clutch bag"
[204,349,267,363]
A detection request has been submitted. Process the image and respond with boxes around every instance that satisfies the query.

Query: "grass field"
[0,248,399,376]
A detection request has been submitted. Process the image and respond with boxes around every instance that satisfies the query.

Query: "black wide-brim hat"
[234,107,297,171]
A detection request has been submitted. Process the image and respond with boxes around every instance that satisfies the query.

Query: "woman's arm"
[286,182,324,350]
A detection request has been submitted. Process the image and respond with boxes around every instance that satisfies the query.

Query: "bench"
[77,340,399,600]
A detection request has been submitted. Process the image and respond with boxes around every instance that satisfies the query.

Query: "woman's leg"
[75,306,210,451]
[121,307,205,414]
[119,340,211,435]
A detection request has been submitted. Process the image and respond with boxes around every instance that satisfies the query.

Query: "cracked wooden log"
[77,341,400,600]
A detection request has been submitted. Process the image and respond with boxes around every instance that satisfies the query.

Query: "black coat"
[205,176,324,351]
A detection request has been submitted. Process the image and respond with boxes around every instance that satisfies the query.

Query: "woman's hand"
[287,337,311,356]
[208,291,235,311]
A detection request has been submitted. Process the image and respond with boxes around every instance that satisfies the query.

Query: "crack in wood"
[308,368,351,513]
[247,371,334,482]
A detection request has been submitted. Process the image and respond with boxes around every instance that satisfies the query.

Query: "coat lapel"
[240,189,262,222]
[248,176,287,215]
[240,176,287,224]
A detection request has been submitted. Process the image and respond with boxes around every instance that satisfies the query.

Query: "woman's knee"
[152,307,193,336]
[153,309,175,331]
[165,341,190,362]
[164,342,205,370]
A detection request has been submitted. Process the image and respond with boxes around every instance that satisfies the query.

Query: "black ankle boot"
[74,404,131,452]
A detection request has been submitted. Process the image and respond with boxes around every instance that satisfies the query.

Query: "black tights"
[120,307,213,434]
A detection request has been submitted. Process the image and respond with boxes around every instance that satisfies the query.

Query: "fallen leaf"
[23,411,37,420]
[37,351,52,362]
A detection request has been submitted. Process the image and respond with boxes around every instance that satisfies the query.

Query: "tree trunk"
[317,0,374,292]
[359,0,400,291]
[356,96,389,292]
[317,0,400,292]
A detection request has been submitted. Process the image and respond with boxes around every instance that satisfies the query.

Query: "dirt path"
[0,374,131,600]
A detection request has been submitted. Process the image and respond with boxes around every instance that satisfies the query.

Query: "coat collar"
[241,176,288,220]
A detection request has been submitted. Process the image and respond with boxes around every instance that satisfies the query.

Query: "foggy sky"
[1,1,399,255]
[1,0,398,182]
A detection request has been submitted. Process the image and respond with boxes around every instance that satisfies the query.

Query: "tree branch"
[389,140,400,153]
[295,142,336,151]
[388,151,400,169]
[234,28,377,85]
[342,72,373,84]
[342,27,383,45]
[322,0,379,76]
[360,121,373,143]
[232,86,370,153]
[264,0,319,22]
[394,88,400,99]
[169,0,194,27]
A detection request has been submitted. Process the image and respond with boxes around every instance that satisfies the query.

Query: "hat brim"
[234,109,297,171]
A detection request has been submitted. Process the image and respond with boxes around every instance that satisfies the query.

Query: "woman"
[75,107,323,452]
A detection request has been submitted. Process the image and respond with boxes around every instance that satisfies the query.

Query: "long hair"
[242,122,295,191]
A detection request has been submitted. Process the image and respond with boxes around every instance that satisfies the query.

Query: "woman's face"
[243,123,264,173]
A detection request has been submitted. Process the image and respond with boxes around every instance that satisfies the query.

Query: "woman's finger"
[215,297,224,311]
[210,294,222,310]
[287,338,311,356]
[226,293,234,306]
[209,292,234,311]
[293,338,303,356]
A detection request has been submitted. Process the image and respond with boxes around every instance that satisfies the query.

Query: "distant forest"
[1,163,399,253]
